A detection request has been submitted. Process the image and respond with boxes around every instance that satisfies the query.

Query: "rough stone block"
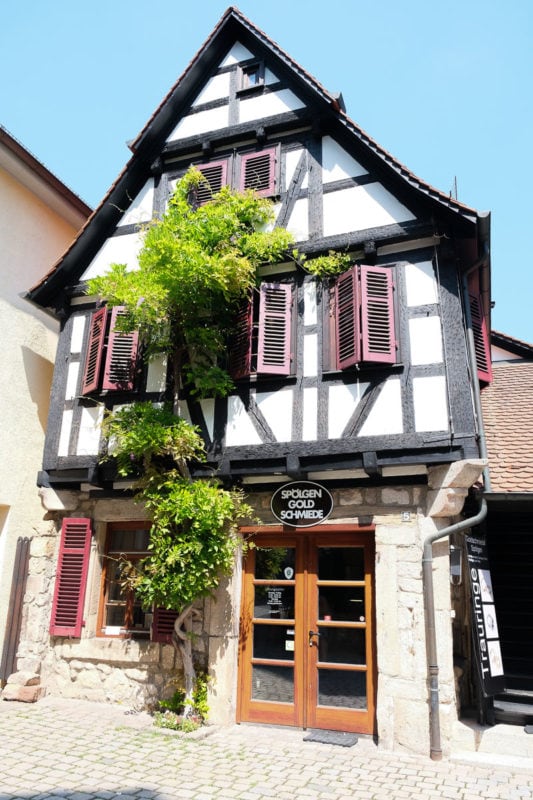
[427,459,487,490]
[2,684,45,703]
[6,671,40,686]
[38,487,79,511]
[426,487,468,518]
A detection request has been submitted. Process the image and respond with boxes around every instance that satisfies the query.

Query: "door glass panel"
[253,624,295,660]
[318,627,366,664]
[255,585,295,619]
[318,547,364,581]
[252,665,294,703]
[255,547,295,580]
[318,586,365,621]
[317,669,367,709]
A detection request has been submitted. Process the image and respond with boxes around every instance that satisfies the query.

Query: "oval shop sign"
[271,481,334,527]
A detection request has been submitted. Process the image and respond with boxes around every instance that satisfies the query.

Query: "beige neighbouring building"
[0,127,90,682]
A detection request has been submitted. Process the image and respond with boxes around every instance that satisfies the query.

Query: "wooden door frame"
[237,524,376,733]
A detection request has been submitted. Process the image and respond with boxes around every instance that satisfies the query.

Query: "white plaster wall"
[220,42,254,66]
[322,136,367,181]
[117,179,154,227]
[358,378,403,436]
[167,105,230,142]
[286,197,309,241]
[323,183,416,237]
[225,395,262,446]
[302,387,318,440]
[0,160,87,664]
[256,388,293,442]
[328,382,369,438]
[81,233,144,280]
[409,316,443,365]
[239,89,304,124]
[405,260,438,306]
[192,73,231,106]
[413,376,449,431]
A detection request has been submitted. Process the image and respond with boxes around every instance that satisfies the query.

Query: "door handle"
[308,629,321,646]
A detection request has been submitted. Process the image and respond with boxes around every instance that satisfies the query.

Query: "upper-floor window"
[81,306,139,395]
[238,61,265,91]
[329,264,397,369]
[189,145,279,206]
[227,265,397,381]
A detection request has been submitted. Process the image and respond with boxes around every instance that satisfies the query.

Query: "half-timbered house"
[21,8,495,756]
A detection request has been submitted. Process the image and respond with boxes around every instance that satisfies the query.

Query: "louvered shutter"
[152,607,179,644]
[102,306,139,391]
[239,147,277,196]
[81,307,107,394]
[257,283,292,375]
[228,297,253,379]
[360,265,396,364]
[468,272,492,383]
[50,518,92,637]
[335,266,361,369]
[195,159,228,205]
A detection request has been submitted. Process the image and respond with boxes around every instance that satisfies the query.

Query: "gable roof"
[25,5,490,316]
[482,331,533,493]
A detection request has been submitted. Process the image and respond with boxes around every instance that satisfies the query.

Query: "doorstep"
[451,717,533,769]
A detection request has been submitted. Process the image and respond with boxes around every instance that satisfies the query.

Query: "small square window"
[239,61,265,91]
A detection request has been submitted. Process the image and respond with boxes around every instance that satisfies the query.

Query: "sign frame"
[270,481,334,528]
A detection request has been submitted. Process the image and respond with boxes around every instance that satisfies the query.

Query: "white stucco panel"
[302,387,318,441]
[220,42,255,66]
[285,149,308,191]
[192,73,231,106]
[322,136,367,182]
[167,105,229,141]
[145,354,168,393]
[239,89,305,124]
[358,378,403,437]
[413,376,449,432]
[323,183,416,238]
[328,382,370,439]
[65,362,80,402]
[404,260,438,307]
[286,198,309,241]
[58,410,73,457]
[264,67,279,85]
[409,316,443,366]
[70,314,86,354]
[225,395,262,446]
[199,398,215,442]
[303,281,317,326]
[77,405,104,455]
[117,179,154,227]
[303,333,318,377]
[256,388,293,442]
[81,233,144,281]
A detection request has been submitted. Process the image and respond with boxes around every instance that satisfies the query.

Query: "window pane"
[253,624,295,661]
[252,665,294,704]
[108,528,150,553]
[255,547,295,580]
[254,585,294,619]
[318,628,366,665]
[318,586,365,622]
[318,547,364,581]
[318,669,367,709]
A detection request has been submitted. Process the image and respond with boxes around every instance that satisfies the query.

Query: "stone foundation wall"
[14,459,485,754]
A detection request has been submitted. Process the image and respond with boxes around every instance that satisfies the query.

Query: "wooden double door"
[238,528,376,734]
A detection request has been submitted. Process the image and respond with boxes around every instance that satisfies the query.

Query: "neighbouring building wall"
[0,138,89,676]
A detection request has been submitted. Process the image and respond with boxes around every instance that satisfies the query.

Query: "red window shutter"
[360,265,396,364]
[152,607,179,644]
[81,307,107,394]
[195,159,228,205]
[335,266,361,369]
[468,272,492,383]
[102,306,139,391]
[228,297,253,379]
[239,147,278,196]
[50,518,92,637]
[257,283,292,375]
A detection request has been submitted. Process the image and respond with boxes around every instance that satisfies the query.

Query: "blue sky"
[2,1,532,342]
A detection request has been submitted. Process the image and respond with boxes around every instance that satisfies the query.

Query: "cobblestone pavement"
[1,697,532,800]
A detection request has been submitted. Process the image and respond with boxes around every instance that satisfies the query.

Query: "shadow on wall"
[21,346,55,432]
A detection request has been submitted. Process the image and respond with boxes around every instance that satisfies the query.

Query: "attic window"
[239,61,265,91]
